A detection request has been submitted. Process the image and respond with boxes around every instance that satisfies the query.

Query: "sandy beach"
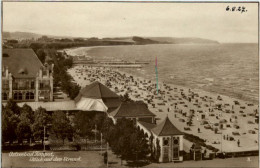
[63,45,259,154]
[68,63,258,154]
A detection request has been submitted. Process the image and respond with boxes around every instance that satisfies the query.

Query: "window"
[25,92,34,100]
[3,80,9,90]
[40,81,49,89]
[173,139,179,145]
[13,82,18,90]
[18,80,26,89]
[163,137,170,146]
[43,70,47,76]
[40,82,44,89]
[173,137,180,145]
[30,81,35,89]
[2,93,8,100]
[173,146,179,159]
[14,92,23,100]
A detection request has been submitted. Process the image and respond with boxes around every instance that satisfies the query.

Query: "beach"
[68,63,258,153]
[66,44,259,104]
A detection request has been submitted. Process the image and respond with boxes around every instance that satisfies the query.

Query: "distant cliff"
[148,37,220,44]
[102,36,219,45]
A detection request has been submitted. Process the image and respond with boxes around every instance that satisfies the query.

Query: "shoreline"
[66,46,259,105]
[68,64,259,153]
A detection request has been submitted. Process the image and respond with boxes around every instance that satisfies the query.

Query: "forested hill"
[148,37,220,44]
[3,31,219,45]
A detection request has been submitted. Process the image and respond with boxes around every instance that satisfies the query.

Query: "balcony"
[13,87,35,90]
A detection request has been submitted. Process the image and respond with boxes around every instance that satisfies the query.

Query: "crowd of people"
[68,65,259,153]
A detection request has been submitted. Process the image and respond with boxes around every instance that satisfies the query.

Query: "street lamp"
[43,124,52,152]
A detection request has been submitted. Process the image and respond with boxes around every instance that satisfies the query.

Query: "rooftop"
[3,48,43,78]
[75,81,119,102]
[151,116,184,136]
[110,101,156,118]
[138,116,184,136]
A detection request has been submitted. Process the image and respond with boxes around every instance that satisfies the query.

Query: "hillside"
[3,31,43,39]
[3,31,219,45]
[149,37,219,44]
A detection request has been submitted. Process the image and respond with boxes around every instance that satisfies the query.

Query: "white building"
[137,116,184,163]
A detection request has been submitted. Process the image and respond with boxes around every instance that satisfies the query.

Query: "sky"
[2,2,259,43]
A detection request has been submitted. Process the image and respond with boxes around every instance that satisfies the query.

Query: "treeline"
[2,99,102,146]
[29,40,133,50]
[32,46,80,99]
[2,99,154,163]
[76,112,155,163]
[49,50,80,99]
[2,99,72,145]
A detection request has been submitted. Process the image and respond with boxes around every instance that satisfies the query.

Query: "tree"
[36,49,46,63]
[93,113,106,131]
[74,111,94,146]
[129,128,150,161]
[17,105,34,144]
[101,117,114,140]
[51,111,74,144]
[16,116,31,145]
[155,138,161,162]
[2,107,20,144]
[20,104,34,124]
[5,99,21,115]
[149,134,154,161]
[32,107,51,145]
[104,118,150,163]
[69,83,80,99]
[63,58,73,68]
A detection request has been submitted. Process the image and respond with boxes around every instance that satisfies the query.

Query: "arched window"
[26,92,34,100]
[14,92,23,100]
[2,93,8,100]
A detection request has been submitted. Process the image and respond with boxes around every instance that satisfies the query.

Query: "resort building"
[2,49,54,102]
[74,81,121,112]
[137,116,184,163]
[108,101,156,124]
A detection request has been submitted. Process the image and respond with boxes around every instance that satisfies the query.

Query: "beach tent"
[75,97,108,112]
[74,81,121,112]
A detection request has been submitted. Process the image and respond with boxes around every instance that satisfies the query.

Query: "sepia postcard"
[1,1,259,168]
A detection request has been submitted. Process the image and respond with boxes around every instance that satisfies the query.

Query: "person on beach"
[237,139,240,147]
[198,128,200,133]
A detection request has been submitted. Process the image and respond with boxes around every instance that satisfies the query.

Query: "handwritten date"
[226,6,247,13]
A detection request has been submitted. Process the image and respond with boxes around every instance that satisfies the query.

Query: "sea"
[68,43,259,104]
